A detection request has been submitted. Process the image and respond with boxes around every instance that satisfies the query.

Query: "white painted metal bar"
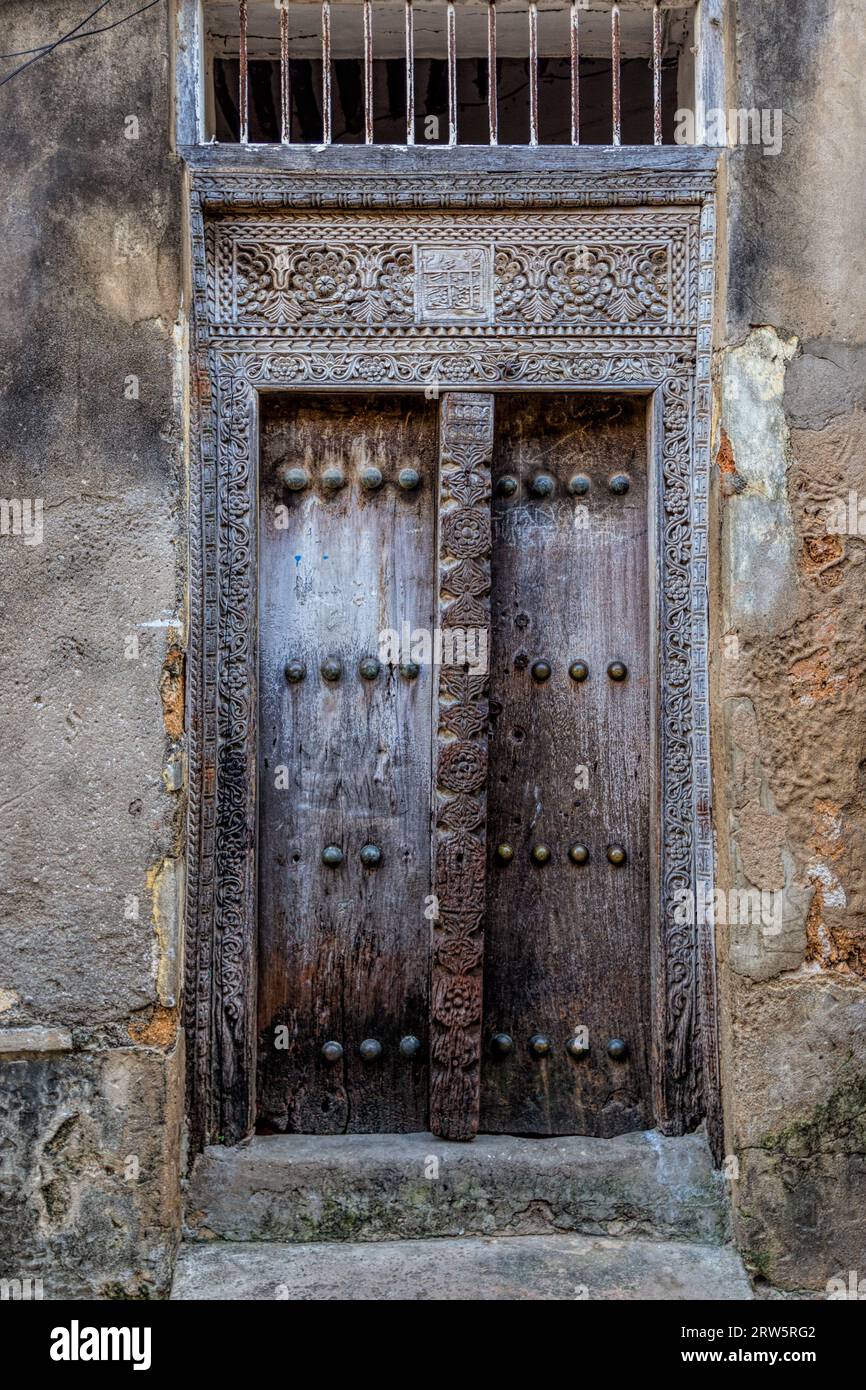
[528,1,538,147]
[239,0,249,143]
[652,0,662,144]
[611,2,621,146]
[322,0,332,144]
[405,0,415,144]
[488,0,497,146]
[280,0,291,144]
[570,0,579,145]
[447,1,457,146]
[364,0,374,143]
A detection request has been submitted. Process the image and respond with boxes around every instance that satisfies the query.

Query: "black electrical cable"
[0,0,164,85]
[0,0,114,82]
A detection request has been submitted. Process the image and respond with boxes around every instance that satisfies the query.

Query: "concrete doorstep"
[171,1233,753,1301]
[185,1129,729,1245]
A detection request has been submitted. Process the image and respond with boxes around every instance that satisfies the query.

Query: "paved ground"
[171,1233,754,1301]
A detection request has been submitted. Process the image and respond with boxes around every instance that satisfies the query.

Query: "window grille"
[201,1,698,147]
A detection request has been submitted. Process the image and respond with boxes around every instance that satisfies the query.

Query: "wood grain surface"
[480,393,652,1135]
[257,393,437,1132]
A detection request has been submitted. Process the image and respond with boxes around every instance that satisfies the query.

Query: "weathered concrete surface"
[725,973,866,1293]
[714,0,866,1290]
[171,1234,753,1302]
[0,1027,73,1054]
[0,1047,183,1299]
[185,1131,729,1246]
[0,2,185,1295]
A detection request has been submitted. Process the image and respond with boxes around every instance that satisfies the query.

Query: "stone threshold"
[184,1128,730,1246]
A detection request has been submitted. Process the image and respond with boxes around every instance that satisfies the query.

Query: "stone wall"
[715,0,866,1291]
[0,1,185,1297]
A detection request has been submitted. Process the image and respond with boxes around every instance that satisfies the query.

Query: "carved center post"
[431,392,494,1141]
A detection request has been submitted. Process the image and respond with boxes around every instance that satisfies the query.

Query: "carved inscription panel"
[416,247,493,324]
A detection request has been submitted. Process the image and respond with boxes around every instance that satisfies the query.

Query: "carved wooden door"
[257,393,438,1133]
[480,394,652,1136]
[257,390,651,1138]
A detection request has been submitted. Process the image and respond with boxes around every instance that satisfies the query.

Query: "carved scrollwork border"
[184,170,720,1158]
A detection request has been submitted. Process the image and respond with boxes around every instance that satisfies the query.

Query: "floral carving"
[437,907,484,936]
[439,556,490,626]
[547,248,618,317]
[441,507,491,560]
[432,393,494,1142]
[437,792,485,831]
[371,250,415,322]
[435,829,487,896]
[436,936,484,976]
[493,247,557,322]
[233,241,413,325]
[493,247,531,317]
[629,248,669,318]
[433,975,482,1028]
[494,243,674,323]
[437,741,487,794]
[290,248,362,315]
[544,245,670,322]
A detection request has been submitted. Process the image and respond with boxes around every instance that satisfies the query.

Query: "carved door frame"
[183,151,721,1157]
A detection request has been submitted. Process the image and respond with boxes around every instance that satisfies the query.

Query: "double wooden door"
[257,389,651,1139]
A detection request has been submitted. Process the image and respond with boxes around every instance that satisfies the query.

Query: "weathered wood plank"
[257,393,437,1133]
[430,393,494,1141]
[695,0,726,141]
[480,393,652,1135]
[183,142,720,176]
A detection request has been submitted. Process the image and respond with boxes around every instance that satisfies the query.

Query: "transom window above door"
[201,0,700,146]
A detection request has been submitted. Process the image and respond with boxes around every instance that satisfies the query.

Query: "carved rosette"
[431,393,494,1141]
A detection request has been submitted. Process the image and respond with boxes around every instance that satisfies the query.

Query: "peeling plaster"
[159,637,185,741]
[721,328,799,636]
[0,988,20,1014]
[146,856,184,1012]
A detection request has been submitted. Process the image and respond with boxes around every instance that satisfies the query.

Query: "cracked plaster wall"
[714,0,866,1292]
[0,1,185,1297]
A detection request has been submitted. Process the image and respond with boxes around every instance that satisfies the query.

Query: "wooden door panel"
[257,393,437,1133]
[258,390,653,1139]
[480,394,652,1136]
